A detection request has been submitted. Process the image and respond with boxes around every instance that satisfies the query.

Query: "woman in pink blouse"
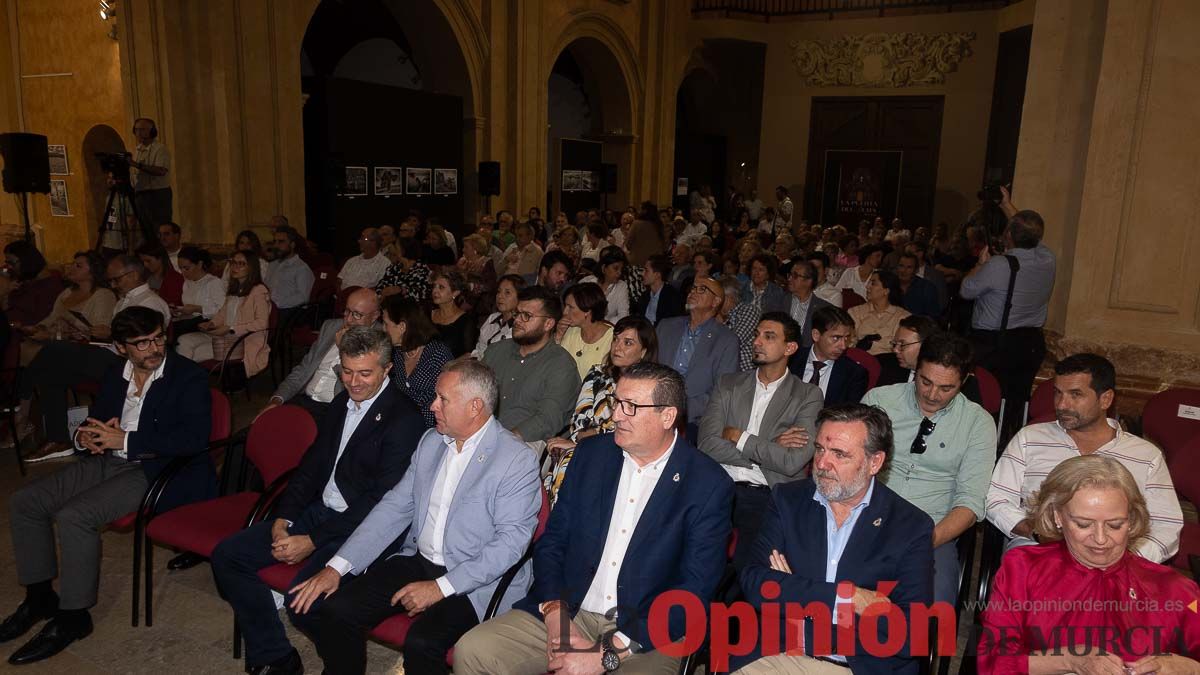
[980,455,1200,674]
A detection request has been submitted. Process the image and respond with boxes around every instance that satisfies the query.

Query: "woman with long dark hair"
[381,295,452,427]
[429,270,477,357]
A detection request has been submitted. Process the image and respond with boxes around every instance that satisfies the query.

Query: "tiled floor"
[0,386,404,674]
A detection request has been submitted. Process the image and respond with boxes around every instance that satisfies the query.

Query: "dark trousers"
[210,503,340,667]
[731,482,772,570]
[134,187,172,230]
[285,393,331,423]
[971,326,1046,438]
[307,553,479,675]
[21,342,122,442]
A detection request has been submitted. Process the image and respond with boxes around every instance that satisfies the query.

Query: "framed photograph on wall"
[343,166,368,196]
[49,179,70,216]
[406,168,431,195]
[374,166,403,196]
[434,168,458,195]
[48,145,69,175]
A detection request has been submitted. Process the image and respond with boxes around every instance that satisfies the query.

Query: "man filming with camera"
[129,117,171,233]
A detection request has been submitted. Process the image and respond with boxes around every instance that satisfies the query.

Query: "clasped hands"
[77,417,125,454]
[270,518,315,565]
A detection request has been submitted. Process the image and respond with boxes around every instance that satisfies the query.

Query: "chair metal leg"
[8,412,25,476]
[131,518,143,627]
[144,539,154,627]
[233,618,242,659]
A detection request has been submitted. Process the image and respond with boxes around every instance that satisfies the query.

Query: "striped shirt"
[985,419,1183,562]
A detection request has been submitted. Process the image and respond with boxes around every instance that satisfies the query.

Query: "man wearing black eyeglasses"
[861,333,996,607]
[2,306,213,665]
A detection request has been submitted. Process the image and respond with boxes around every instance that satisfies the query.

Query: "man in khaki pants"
[453,363,734,674]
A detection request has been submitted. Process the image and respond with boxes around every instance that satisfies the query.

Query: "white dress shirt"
[580,432,677,647]
[321,384,387,512]
[181,273,226,319]
[115,283,172,326]
[304,344,343,403]
[337,253,391,289]
[814,281,842,308]
[801,347,833,397]
[726,369,787,485]
[109,358,166,459]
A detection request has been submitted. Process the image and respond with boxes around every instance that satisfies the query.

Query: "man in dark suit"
[735,403,935,674]
[210,326,425,675]
[896,252,941,318]
[455,363,734,674]
[1,307,214,665]
[787,306,868,405]
[631,254,684,325]
[784,260,833,351]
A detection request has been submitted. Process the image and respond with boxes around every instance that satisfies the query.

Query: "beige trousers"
[453,609,680,675]
[734,653,852,674]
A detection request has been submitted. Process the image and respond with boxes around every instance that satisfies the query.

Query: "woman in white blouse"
[175,246,226,329]
[471,274,524,358]
[596,246,629,324]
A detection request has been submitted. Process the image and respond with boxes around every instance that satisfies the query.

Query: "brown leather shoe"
[23,442,75,463]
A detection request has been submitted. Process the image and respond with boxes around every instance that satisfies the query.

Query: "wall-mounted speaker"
[0,133,51,194]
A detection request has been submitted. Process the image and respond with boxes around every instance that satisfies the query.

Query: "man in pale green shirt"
[861,333,995,606]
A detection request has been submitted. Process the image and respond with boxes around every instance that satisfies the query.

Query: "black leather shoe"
[247,648,303,674]
[0,602,55,643]
[167,552,207,571]
[7,615,92,665]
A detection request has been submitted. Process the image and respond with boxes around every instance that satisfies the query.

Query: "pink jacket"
[212,283,272,377]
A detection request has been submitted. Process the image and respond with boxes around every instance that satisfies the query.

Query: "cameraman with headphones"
[128,117,171,240]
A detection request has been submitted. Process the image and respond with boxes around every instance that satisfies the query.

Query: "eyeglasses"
[125,334,167,351]
[789,271,812,280]
[890,339,922,349]
[513,311,550,323]
[106,269,135,283]
[344,307,373,321]
[689,285,715,296]
[910,417,936,455]
[614,397,670,416]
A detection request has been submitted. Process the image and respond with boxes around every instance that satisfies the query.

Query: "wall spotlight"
[100,0,114,21]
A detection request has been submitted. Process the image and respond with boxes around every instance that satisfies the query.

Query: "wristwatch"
[600,635,621,672]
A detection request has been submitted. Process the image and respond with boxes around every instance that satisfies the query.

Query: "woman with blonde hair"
[980,455,1200,674]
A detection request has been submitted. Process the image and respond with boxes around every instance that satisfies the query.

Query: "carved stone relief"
[789,32,976,87]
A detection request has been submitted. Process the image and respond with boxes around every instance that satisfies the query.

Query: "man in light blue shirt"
[265,225,315,311]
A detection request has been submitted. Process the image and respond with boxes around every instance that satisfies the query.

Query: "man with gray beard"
[733,404,935,674]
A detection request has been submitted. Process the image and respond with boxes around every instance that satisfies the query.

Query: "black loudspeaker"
[600,163,618,194]
[0,133,51,194]
[479,161,500,196]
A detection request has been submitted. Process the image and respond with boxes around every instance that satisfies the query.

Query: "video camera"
[96,152,131,182]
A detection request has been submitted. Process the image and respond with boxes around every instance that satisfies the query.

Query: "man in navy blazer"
[631,255,685,325]
[455,362,734,675]
[210,327,425,675]
[2,307,213,665]
[787,306,868,405]
[656,276,739,431]
[735,404,935,674]
[288,359,541,675]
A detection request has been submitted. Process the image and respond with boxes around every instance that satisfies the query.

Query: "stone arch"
[80,124,127,242]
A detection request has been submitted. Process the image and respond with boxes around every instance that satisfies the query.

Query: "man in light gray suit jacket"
[699,311,824,568]
[257,288,381,421]
[289,359,542,675]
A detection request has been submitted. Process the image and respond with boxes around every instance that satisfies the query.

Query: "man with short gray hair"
[290,359,541,675]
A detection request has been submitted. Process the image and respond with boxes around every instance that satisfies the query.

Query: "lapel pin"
[375,413,382,422]
[872,518,882,527]
[673,473,680,482]
[477,454,486,463]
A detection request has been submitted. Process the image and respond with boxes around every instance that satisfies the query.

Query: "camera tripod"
[97,178,152,254]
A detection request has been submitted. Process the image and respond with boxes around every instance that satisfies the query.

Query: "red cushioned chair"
[1143,388,1200,463]
[368,487,553,668]
[845,347,881,391]
[1167,435,1200,572]
[117,388,232,626]
[279,265,339,375]
[199,304,280,399]
[841,289,865,310]
[0,332,25,475]
[140,404,317,626]
[1026,378,1055,425]
[973,366,1003,418]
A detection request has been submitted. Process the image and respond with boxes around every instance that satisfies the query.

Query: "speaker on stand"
[479,161,500,216]
[0,132,51,243]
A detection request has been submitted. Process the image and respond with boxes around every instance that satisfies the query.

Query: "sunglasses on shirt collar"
[910,417,936,455]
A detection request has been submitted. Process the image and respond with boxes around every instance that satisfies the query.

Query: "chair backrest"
[209,389,232,442]
[1027,378,1055,423]
[310,265,338,304]
[845,347,880,390]
[842,289,865,310]
[1143,388,1200,461]
[1167,435,1200,506]
[973,366,1002,416]
[246,404,318,486]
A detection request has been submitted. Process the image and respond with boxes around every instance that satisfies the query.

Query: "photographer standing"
[129,117,171,238]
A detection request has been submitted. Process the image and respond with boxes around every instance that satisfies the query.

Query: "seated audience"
[657,276,739,432]
[454,363,733,675]
[557,282,613,380]
[1,306,213,665]
[429,270,478,358]
[174,250,272,378]
[457,233,497,298]
[338,227,390,290]
[157,221,184,271]
[482,286,580,443]
[471,274,524,358]
[210,326,424,675]
[15,251,115,364]
[543,315,657,506]
[3,240,64,327]
[733,403,934,674]
[979,455,1200,674]
[289,360,542,675]
[904,242,948,311]
[896,251,941,318]
[381,295,453,428]
[425,222,457,264]
[667,242,694,288]
[631,254,683,325]
[596,246,630,323]
[740,253,789,312]
[15,255,171,461]
[260,287,381,421]
[834,242,881,300]
[501,221,543,277]
[222,230,270,285]
[784,259,833,351]
[862,333,995,606]
[787,306,867,405]
[376,239,431,302]
[493,210,517,251]
[986,353,1182,560]
[527,249,573,295]
[264,225,315,316]
[173,246,225,333]
[137,242,184,307]
[699,312,823,567]
[581,221,609,261]
[848,269,911,355]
